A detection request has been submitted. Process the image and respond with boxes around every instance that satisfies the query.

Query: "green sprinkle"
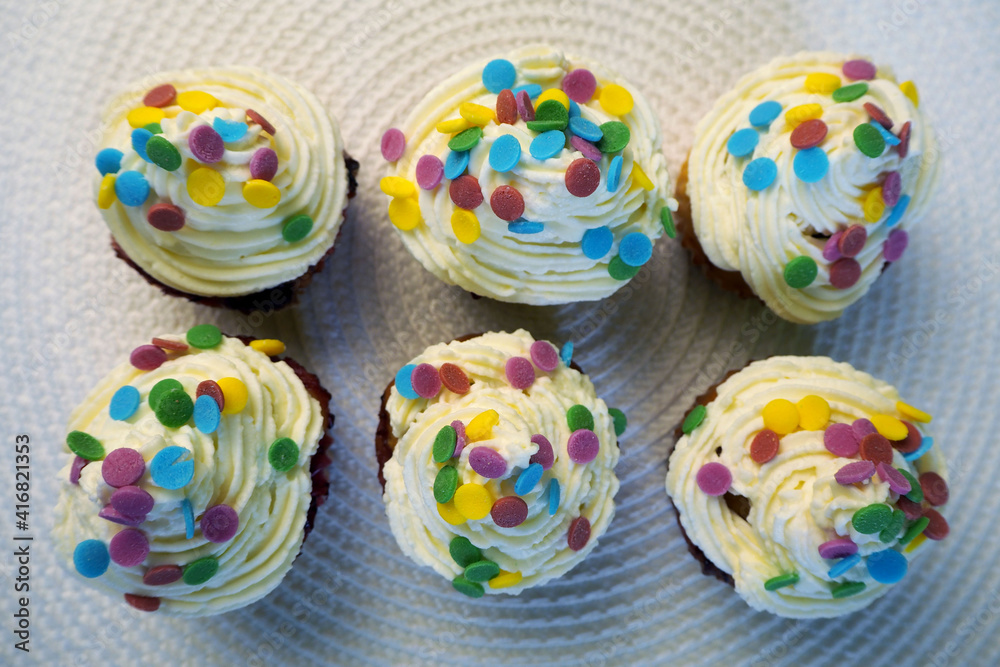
[149,378,183,411]
[433,425,457,462]
[182,556,219,585]
[596,121,630,153]
[268,437,300,472]
[566,404,594,431]
[282,214,313,243]
[764,572,799,591]
[67,430,105,461]
[608,255,641,281]
[853,123,885,158]
[143,122,162,134]
[879,508,906,543]
[525,100,569,132]
[660,206,676,239]
[433,465,459,503]
[899,516,930,545]
[832,82,868,103]
[609,408,627,437]
[464,559,501,583]
[449,536,482,568]
[145,135,181,171]
[852,503,893,534]
[154,388,194,428]
[783,255,818,289]
[899,469,923,502]
[448,126,483,152]
[452,575,484,598]
[831,581,866,599]
[682,405,707,435]
[186,324,222,349]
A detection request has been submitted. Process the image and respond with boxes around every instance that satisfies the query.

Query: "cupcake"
[666,356,948,618]
[93,68,358,311]
[378,45,676,305]
[376,330,626,596]
[53,326,333,616]
[677,53,940,323]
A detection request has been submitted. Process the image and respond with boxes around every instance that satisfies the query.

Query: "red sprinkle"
[892,421,922,454]
[922,508,949,540]
[750,429,780,464]
[496,89,517,125]
[919,471,949,506]
[515,90,535,122]
[864,102,893,129]
[143,84,176,108]
[838,224,867,258]
[449,175,483,210]
[790,119,828,149]
[130,345,167,371]
[143,564,183,586]
[147,203,186,232]
[196,380,225,411]
[829,258,861,289]
[562,69,597,103]
[565,158,601,197]
[439,363,470,394]
[505,357,536,390]
[896,121,911,158]
[246,109,276,135]
[491,496,529,528]
[567,516,591,551]
[859,433,894,466]
[124,593,160,612]
[897,496,923,520]
[380,128,406,162]
[152,337,188,352]
[490,185,525,221]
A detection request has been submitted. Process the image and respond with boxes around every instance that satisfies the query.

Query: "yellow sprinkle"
[466,409,499,442]
[217,377,248,415]
[127,106,166,129]
[388,197,421,231]
[796,395,830,431]
[436,118,473,134]
[187,167,226,207]
[871,414,908,440]
[631,162,654,191]
[536,88,570,110]
[904,533,927,553]
[250,339,285,356]
[599,83,634,116]
[176,90,218,114]
[242,179,281,208]
[451,209,481,244]
[762,399,799,435]
[488,570,523,589]
[864,187,886,223]
[804,73,841,94]
[380,176,416,199]
[459,102,496,126]
[437,501,466,526]
[97,174,116,209]
[897,401,932,423]
[785,103,823,128]
[453,483,492,520]
[900,80,919,107]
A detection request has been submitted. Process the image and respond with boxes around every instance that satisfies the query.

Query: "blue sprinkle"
[529,130,566,160]
[569,116,603,142]
[870,120,901,146]
[828,553,861,579]
[444,150,470,180]
[742,157,777,191]
[131,128,153,162]
[903,435,933,462]
[726,128,759,157]
[95,148,123,175]
[560,341,573,365]
[181,498,195,539]
[114,170,150,206]
[150,445,194,490]
[488,134,521,173]
[548,478,561,516]
[193,394,221,434]
[618,232,653,267]
[749,100,783,128]
[482,59,516,94]
[866,549,908,584]
[607,155,623,192]
[395,364,419,399]
[793,147,829,183]
[515,463,543,496]
[109,385,140,421]
[581,227,614,260]
[885,194,910,228]
[73,539,109,579]
[213,117,249,143]
[512,84,542,99]
[569,100,581,118]
[508,220,545,234]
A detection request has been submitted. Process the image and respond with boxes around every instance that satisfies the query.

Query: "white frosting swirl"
[687,52,941,323]
[53,335,325,616]
[96,67,349,297]
[389,45,675,305]
[383,330,620,593]
[666,356,948,618]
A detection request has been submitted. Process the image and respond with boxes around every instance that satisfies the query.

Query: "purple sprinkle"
[696,462,732,496]
[70,456,88,485]
[469,446,507,479]
[515,90,534,122]
[249,147,278,181]
[110,485,154,517]
[188,125,225,164]
[109,528,149,567]
[570,135,602,162]
[451,420,467,458]
[530,340,560,372]
[101,447,146,488]
[882,171,901,207]
[415,155,444,190]
[818,537,858,559]
[852,418,877,440]
[835,460,876,485]
[824,423,859,457]
[410,363,441,399]
[876,462,912,495]
[562,68,597,103]
[130,345,167,371]
[529,434,555,470]
[201,504,239,543]
[823,232,843,262]
[842,59,877,81]
[381,128,406,162]
[567,429,600,464]
[884,229,909,262]
[505,356,536,390]
[99,505,145,526]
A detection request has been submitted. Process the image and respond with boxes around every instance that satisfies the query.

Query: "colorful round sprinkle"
[69,456,87,484]
[243,179,281,208]
[380,128,405,162]
[432,425,458,463]
[187,167,225,206]
[102,447,145,488]
[109,386,140,421]
[567,429,600,464]
[562,68,596,103]
[919,472,949,506]
[95,148,123,175]
[188,124,225,163]
[99,506,143,526]
[182,557,219,585]
[742,157,777,191]
[469,447,507,479]
[567,516,591,551]
[195,380,225,412]
[433,465,458,503]
[852,418,877,439]
[449,175,483,210]
[568,116,602,142]
[832,82,868,103]
[884,229,908,262]
[143,83,176,108]
[793,147,829,182]
[548,478,561,515]
[818,538,858,559]
[201,504,239,543]
[110,485,154,518]
[130,344,167,371]
[609,408,627,437]
[897,121,911,158]
[843,59,876,81]
[143,565,182,586]
[109,528,149,567]
[530,129,566,160]
[515,90,535,122]
[572,135,602,162]
[876,462,911,495]
[414,155,444,191]
[149,446,194,490]
[762,398,799,435]
[764,573,800,591]
[696,462,732,496]
[859,433,894,466]
[749,101,782,127]
[496,89,517,125]
[829,258,861,289]
[783,256,818,289]
[599,84,633,116]
[449,536,482,567]
[185,323,221,349]
[74,540,110,578]
[439,363,470,395]
[444,150,470,180]
[67,431,104,461]
[836,460,876,485]
[682,405,707,434]
[923,508,949,540]
[527,100,569,132]
[146,203,185,232]
[452,576,484,598]
[454,483,492,520]
[115,171,150,206]
[489,134,521,173]
[514,462,543,495]
[867,549,907,584]
[726,128,759,157]
[853,123,885,157]
[567,404,594,431]
[282,214,313,242]
[606,154,623,192]
[852,503,892,534]
[249,147,278,181]
[482,59,516,94]
[529,340,559,372]
[154,388,193,428]
[448,126,483,153]
[505,356,535,390]
[580,227,613,260]
[824,423,860,457]
[750,429,780,464]
[596,121,630,153]
[145,136,181,171]
[268,438,299,472]
[411,363,442,398]
[181,498,194,538]
[491,496,528,528]
[213,118,247,142]
[831,581,866,598]
[193,394,221,434]
[790,119,828,149]
[566,158,602,197]
[490,185,525,222]
[529,434,554,470]
[618,232,653,267]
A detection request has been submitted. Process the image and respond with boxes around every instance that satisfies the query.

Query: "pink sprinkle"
[884,229,909,262]
[381,128,406,162]
[852,418,877,439]
[567,429,600,464]
[882,171,901,207]
[570,135,602,162]
[99,505,145,526]
[696,462,731,496]
[822,232,843,262]
[130,345,167,371]
[410,363,441,398]
[188,125,225,164]
[249,147,278,181]
[109,528,149,567]
[824,423,860,457]
[515,90,534,122]
[111,485,154,517]
[469,447,507,479]
[69,456,88,484]
[530,340,560,372]
[562,69,597,103]
[529,434,554,470]
[835,460,876,485]
[451,420,467,457]
[876,462,912,495]
[505,356,536,390]
[101,448,145,488]
[818,537,858,559]
[415,155,444,190]
[201,504,239,543]
[842,59,877,81]
[829,257,861,289]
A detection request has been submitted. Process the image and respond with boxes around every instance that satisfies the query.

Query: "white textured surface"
[0,0,997,665]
